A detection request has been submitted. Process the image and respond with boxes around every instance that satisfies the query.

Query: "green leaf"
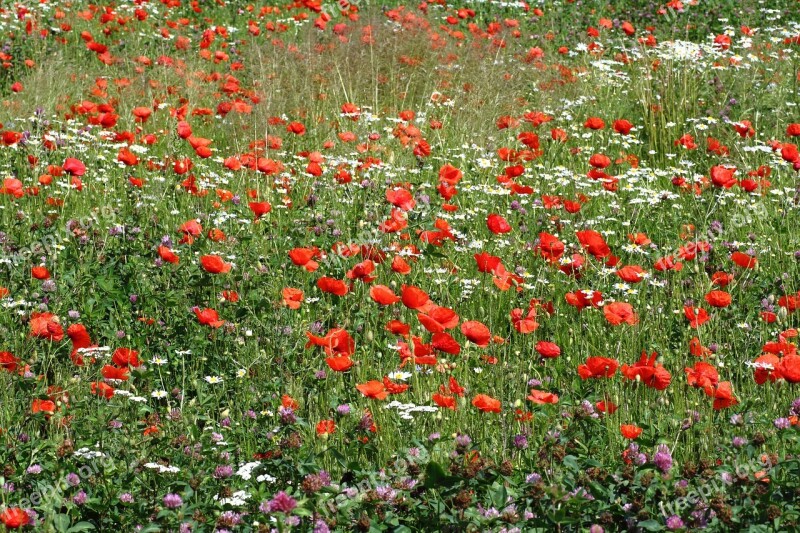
[67,522,97,532]
[423,461,459,489]
[52,514,70,533]
[637,519,664,531]
[562,455,580,471]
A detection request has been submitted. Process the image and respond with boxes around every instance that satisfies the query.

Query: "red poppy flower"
[596,400,618,414]
[325,356,353,372]
[654,256,683,272]
[200,255,231,274]
[305,328,355,357]
[731,251,757,269]
[472,393,501,413]
[589,153,611,169]
[710,165,738,188]
[474,252,502,273]
[685,362,719,392]
[705,290,732,308]
[613,119,633,135]
[0,351,19,373]
[535,341,561,359]
[288,247,320,272]
[584,117,605,130]
[487,214,512,234]
[711,272,734,286]
[386,188,416,211]
[578,357,619,379]
[576,230,611,259]
[779,354,800,383]
[616,265,646,283]
[431,332,461,355]
[621,351,671,390]
[102,365,129,381]
[158,245,179,264]
[29,312,64,341]
[527,389,559,404]
[620,424,642,439]
[63,157,86,176]
[418,306,459,333]
[316,419,336,437]
[565,289,603,311]
[401,285,430,310]
[510,300,539,333]
[91,381,115,399]
[0,507,30,529]
[383,376,409,395]
[538,232,565,262]
[689,337,711,358]
[438,164,463,185]
[603,302,638,326]
[112,348,141,367]
[781,143,799,163]
[194,307,224,328]
[356,380,389,400]
[711,381,738,410]
[317,277,349,296]
[684,306,710,328]
[249,201,272,220]
[31,399,57,416]
[461,321,491,346]
[0,178,24,198]
[432,393,456,410]
[287,121,306,135]
[386,320,411,337]
[132,106,152,122]
[752,354,781,384]
[346,260,376,283]
[31,266,51,280]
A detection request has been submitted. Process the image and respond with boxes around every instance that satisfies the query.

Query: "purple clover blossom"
[790,397,800,417]
[261,491,297,514]
[653,444,673,474]
[774,417,791,429]
[526,473,541,484]
[214,465,233,479]
[375,485,397,501]
[163,493,183,509]
[666,515,684,530]
[72,491,87,506]
[278,406,296,425]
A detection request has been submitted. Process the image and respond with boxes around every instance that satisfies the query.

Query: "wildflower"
[666,516,684,530]
[653,444,673,473]
[163,494,183,509]
[261,491,297,514]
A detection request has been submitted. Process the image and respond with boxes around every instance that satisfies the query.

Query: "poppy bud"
[365,330,374,342]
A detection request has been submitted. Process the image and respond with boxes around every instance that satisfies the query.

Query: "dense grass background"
[0,0,799,530]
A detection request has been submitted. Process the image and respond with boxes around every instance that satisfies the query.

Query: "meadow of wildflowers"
[0,0,799,531]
